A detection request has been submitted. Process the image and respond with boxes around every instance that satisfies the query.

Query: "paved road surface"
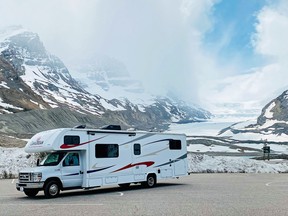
[1,174,288,216]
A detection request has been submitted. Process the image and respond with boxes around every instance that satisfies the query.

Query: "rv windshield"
[39,152,66,166]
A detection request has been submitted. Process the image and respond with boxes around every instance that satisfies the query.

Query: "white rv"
[16,126,188,198]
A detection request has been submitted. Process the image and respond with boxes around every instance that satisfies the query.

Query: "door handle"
[80,171,83,174]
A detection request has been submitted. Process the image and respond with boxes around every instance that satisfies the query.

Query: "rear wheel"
[24,189,39,197]
[142,174,157,188]
[44,180,60,198]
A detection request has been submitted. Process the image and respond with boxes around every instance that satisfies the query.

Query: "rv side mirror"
[36,159,40,166]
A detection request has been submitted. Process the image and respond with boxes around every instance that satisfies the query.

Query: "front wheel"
[44,181,60,198]
[24,189,39,197]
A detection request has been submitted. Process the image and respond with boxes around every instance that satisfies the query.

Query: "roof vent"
[100,125,121,130]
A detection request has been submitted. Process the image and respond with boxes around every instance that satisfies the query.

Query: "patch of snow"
[0,98,23,110]
[0,81,10,89]
[188,153,288,173]
[0,147,36,178]
[72,72,155,106]
[264,102,275,119]
[226,131,288,142]
[168,120,236,136]
[99,98,125,111]
[29,99,38,105]
[187,144,243,153]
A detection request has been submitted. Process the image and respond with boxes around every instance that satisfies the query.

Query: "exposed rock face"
[0,56,50,113]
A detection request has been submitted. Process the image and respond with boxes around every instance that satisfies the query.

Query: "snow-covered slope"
[219,90,288,142]
[188,153,288,173]
[70,56,211,123]
[0,26,111,115]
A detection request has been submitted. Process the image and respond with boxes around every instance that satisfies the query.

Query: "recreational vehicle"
[16,125,188,198]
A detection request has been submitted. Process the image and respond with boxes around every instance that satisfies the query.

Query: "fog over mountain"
[0,0,288,119]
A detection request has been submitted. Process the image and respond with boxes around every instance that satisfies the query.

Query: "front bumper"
[16,182,44,191]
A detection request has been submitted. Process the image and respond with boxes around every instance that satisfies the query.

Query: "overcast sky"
[0,0,288,112]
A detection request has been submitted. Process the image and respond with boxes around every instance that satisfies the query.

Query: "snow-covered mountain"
[219,90,288,142]
[0,26,211,134]
[69,56,211,123]
[0,26,110,115]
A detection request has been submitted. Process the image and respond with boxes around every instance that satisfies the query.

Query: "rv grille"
[19,173,31,182]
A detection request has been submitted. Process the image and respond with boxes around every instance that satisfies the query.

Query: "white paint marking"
[11,179,15,184]
[118,192,124,196]
[265,181,288,187]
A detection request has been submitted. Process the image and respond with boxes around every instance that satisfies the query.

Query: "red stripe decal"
[112,161,154,173]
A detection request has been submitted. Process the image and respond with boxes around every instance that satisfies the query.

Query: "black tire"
[44,180,60,198]
[118,183,130,188]
[24,189,39,197]
[142,174,157,188]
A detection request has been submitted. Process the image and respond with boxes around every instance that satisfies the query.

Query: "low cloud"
[0,0,221,104]
[2,0,286,114]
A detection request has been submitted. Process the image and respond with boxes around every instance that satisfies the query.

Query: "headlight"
[32,172,42,182]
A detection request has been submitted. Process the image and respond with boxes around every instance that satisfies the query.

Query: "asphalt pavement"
[1,174,288,216]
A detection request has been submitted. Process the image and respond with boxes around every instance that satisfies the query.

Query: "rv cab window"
[39,152,66,166]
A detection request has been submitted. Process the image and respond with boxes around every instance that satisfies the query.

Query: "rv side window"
[169,140,181,150]
[64,136,80,145]
[134,144,141,155]
[95,144,119,158]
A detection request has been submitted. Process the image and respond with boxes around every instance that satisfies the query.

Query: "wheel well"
[44,177,63,190]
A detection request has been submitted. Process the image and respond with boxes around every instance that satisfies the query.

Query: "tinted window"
[134,144,141,155]
[169,140,181,150]
[95,144,119,158]
[64,136,80,145]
